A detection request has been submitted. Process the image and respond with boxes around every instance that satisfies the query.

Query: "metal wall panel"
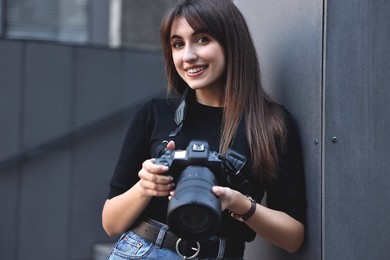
[0,0,3,36]
[69,121,125,258]
[19,148,71,259]
[74,47,124,125]
[324,0,390,259]
[234,1,323,259]
[0,42,22,260]
[123,51,166,103]
[0,39,168,259]
[0,165,19,260]
[0,42,23,260]
[0,41,22,156]
[23,43,73,145]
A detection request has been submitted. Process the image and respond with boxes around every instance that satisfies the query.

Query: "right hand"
[137,141,176,197]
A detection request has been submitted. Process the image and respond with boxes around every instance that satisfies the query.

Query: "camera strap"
[161,87,255,197]
[169,87,189,138]
[222,148,254,197]
[152,88,188,157]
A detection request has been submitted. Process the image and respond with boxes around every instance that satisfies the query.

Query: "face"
[170,17,226,106]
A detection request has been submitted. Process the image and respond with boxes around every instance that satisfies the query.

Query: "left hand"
[211,186,238,211]
[169,184,245,214]
[169,185,242,212]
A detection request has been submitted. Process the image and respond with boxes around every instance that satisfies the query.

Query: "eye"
[171,41,184,49]
[196,36,210,44]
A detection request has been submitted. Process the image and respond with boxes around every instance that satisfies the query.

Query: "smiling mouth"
[187,66,208,74]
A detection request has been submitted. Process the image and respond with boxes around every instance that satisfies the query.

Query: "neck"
[195,89,224,107]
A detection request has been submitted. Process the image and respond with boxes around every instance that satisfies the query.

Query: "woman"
[103,0,306,259]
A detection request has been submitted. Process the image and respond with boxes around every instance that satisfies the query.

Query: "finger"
[140,181,174,193]
[168,190,175,200]
[212,186,231,211]
[143,159,169,175]
[138,178,175,197]
[212,186,225,197]
[139,169,172,184]
[142,186,172,197]
[166,140,175,150]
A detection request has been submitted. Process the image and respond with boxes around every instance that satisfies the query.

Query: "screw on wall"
[331,136,338,143]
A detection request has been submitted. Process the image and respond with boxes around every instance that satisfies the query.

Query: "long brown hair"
[160,0,287,180]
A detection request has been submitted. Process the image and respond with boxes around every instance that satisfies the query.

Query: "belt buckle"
[175,238,200,259]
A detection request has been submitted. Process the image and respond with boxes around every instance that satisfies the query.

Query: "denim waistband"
[130,218,243,259]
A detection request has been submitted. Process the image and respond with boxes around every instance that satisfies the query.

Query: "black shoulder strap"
[169,87,189,138]
[164,88,254,196]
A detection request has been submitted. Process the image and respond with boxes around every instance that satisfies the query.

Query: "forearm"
[245,203,304,253]
[102,181,151,236]
[228,192,304,253]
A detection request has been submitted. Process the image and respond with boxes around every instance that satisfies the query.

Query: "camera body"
[155,140,225,241]
[155,140,224,182]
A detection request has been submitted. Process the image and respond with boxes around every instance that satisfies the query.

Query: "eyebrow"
[170,34,182,41]
[170,30,209,41]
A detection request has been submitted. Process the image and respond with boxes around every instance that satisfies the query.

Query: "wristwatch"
[230,196,257,222]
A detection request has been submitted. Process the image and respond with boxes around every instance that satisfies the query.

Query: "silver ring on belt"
[175,238,200,259]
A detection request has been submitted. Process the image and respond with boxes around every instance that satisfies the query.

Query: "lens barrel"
[167,166,221,241]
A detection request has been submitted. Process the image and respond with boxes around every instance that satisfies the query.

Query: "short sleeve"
[107,101,153,199]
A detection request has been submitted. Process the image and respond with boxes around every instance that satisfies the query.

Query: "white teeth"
[187,66,206,74]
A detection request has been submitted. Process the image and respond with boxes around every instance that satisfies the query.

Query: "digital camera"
[155,140,246,241]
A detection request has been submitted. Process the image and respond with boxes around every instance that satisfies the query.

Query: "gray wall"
[0,0,3,36]
[0,40,165,259]
[235,1,322,259]
[324,1,390,259]
[235,0,390,259]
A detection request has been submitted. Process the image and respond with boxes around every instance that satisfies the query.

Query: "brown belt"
[131,218,241,259]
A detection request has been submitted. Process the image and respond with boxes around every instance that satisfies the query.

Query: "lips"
[186,65,208,75]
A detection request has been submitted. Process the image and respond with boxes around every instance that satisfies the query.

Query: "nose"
[183,45,197,62]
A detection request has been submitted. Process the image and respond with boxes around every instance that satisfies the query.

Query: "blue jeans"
[107,230,244,260]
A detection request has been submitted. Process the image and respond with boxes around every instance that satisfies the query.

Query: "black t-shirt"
[107,97,306,245]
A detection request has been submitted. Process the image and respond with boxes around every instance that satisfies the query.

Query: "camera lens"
[167,166,221,241]
[177,205,210,233]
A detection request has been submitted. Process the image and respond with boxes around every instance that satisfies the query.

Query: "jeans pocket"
[108,231,153,259]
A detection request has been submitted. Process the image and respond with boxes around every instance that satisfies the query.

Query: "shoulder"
[267,103,301,156]
[127,98,180,133]
[133,97,179,117]
[279,106,300,139]
[137,97,179,111]
[268,102,298,134]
